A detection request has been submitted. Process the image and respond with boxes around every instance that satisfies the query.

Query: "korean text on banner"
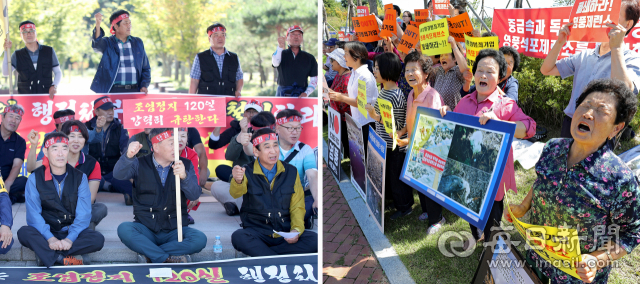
[377,98,397,150]
[420,19,452,56]
[338,31,348,41]
[122,97,227,129]
[357,80,368,118]
[448,12,474,42]
[414,9,430,24]
[433,0,450,16]
[357,6,369,17]
[568,0,621,43]
[410,21,419,28]
[398,24,420,54]
[352,15,382,43]
[504,187,583,280]
[380,9,397,38]
[464,34,499,69]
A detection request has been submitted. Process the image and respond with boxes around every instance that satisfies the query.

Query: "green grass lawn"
[323,119,640,283]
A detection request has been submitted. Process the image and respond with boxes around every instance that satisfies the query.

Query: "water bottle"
[213,236,222,260]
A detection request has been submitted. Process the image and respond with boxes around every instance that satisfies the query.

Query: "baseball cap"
[94,96,115,110]
[287,25,303,36]
[244,99,263,112]
[324,38,338,46]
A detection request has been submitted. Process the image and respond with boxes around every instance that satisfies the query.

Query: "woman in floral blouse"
[505,78,640,283]
[327,48,352,158]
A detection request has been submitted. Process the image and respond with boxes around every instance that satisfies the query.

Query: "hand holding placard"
[352,15,382,43]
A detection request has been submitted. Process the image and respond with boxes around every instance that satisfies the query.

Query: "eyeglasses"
[280,125,303,133]
[20,30,35,35]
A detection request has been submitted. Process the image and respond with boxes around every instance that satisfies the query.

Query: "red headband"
[44,137,68,148]
[151,130,173,144]
[4,107,24,116]
[110,13,129,35]
[54,115,74,124]
[94,97,113,110]
[276,116,301,125]
[207,27,226,36]
[252,125,275,131]
[178,127,187,132]
[252,133,277,147]
[20,23,36,32]
[69,125,81,133]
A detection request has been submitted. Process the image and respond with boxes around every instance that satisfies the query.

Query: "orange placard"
[415,9,430,24]
[410,21,419,28]
[447,12,474,42]
[384,4,393,11]
[338,31,349,41]
[380,9,397,38]
[568,0,621,43]
[398,24,420,54]
[433,0,450,16]
[352,15,382,43]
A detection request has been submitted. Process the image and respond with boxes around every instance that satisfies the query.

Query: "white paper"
[273,230,299,239]
[149,268,172,278]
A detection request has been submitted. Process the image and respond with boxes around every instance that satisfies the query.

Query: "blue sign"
[366,126,386,231]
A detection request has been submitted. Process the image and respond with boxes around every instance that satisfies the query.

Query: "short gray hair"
[3,104,25,117]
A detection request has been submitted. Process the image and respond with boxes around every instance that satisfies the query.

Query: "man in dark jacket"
[85,96,131,205]
[1,105,28,204]
[91,10,150,94]
[114,128,206,263]
[230,128,317,256]
[17,132,104,267]
[272,25,318,97]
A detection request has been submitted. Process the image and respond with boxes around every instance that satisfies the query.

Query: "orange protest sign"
[380,9,397,38]
[447,12,474,42]
[414,9,430,24]
[398,24,420,54]
[568,0,621,43]
[433,0,450,16]
[352,15,382,43]
[410,21,419,28]
[384,4,393,11]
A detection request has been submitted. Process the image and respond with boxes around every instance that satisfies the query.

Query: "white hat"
[327,48,348,69]
[244,99,263,112]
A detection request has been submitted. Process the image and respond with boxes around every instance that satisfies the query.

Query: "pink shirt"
[453,89,536,201]
[406,85,444,137]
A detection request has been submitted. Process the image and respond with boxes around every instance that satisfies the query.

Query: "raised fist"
[232,165,246,184]
[95,12,103,25]
[239,117,249,132]
[27,129,40,146]
[3,38,12,50]
[127,141,143,158]
[277,36,286,49]
[236,132,252,146]
[96,116,107,129]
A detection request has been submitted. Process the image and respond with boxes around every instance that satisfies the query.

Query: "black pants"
[561,115,573,139]
[91,203,108,226]
[8,176,28,204]
[361,122,375,159]
[387,148,414,212]
[17,226,104,267]
[418,191,444,226]
[231,227,318,257]
[470,199,504,242]
[341,119,350,159]
[215,165,232,183]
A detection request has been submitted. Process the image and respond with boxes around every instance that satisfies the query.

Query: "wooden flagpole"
[174,127,182,242]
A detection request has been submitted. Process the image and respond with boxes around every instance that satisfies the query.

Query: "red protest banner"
[338,31,348,41]
[447,12,474,42]
[357,6,369,17]
[122,97,227,129]
[433,0,450,16]
[352,15,382,42]
[420,149,445,171]
[398,24,420,54]
[380,9,397,38]
[568,0,621,43]
[414,9,430,24]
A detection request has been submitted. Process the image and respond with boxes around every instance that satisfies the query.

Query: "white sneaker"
[426,217,446,235]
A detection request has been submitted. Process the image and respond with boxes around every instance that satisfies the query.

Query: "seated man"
[230,128,317,256]
[36,109,90,160]
[275,110,318,229]
[17,132,104,267]
[128,128,153,157]
[210,111,275,215]
[209,99,261,182]
[0,176,13,255]
[114,128,206,263]
[1,105,28,204]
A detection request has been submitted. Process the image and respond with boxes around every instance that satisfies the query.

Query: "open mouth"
[478,81,488,87]
[578,122,591,132]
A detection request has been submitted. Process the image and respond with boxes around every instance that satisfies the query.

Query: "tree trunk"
[174,60,180,81]
[249,70,253,81]
[357,0,362,6]
[423,0,428,9]
[254,44,265,88]
[348,0,355,21]
[180,62,186,83]
[370,0,379,15]
[323,4,330,40]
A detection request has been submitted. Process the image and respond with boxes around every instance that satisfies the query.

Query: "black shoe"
[390,209,413,220]
[223,202,239,216]
[187,214,195,225]
[124,194,133,206]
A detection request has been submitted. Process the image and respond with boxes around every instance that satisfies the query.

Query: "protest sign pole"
[466,4,489,32]
[3,0,12,96]
[174,127,182,242]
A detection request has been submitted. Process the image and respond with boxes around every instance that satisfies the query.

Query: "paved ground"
[322,163,389,284]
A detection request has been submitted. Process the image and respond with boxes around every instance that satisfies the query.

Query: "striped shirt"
[373,88,407,152]
[114,36,137,85]
[433,65,464,110]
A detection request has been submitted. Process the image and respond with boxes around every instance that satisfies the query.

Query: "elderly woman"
[432,36,470,110]
[461,46,521,102]
[505,78,640,284]
[327,48,352,158]
[328,41,378,156]
[440,49,536,244]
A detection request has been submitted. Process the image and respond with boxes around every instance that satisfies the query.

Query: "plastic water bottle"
[213,236,222,260]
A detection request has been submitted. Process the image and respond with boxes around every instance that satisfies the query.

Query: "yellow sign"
[377,98,397,150]
[0,175,5,194]
[504,186,582,280]
[419,18,451,56]
[464,34,499,69]
[357,80,368,118]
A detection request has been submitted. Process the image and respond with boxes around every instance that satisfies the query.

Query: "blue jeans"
[0,238,14,254]
[117,222,207,263]
[100,172,132,196]
[276,86,305,97]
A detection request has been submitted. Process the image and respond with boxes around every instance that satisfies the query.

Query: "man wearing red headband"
[91,10,150,94]
[2,20,62,99]
[35,109,84,161]
[189,23,244,97]
[229,128,317,256]
[272,25,318,97]
[1,105,28,205]
[17,132,104,267]
[113,128,206,263]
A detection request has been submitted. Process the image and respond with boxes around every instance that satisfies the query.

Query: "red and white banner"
[492,7,640,60]
[123,97,227,128]
[433,0,450,16]
[0,93,319,178]
[419,149,445,171]
[568,0,620,43]
[356,6,369,17]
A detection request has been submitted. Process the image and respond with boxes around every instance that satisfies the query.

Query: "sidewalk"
[322,163,389,284]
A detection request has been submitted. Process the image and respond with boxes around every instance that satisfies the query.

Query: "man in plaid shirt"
[90,10,151,94]
[189,23,244,97]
